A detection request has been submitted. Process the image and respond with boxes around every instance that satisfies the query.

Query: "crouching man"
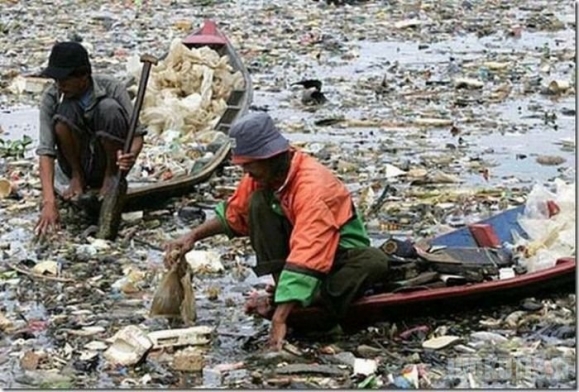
[35,42,145,236]
[164,112,390,350]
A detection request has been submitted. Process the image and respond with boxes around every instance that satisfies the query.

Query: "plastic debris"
[147,326,214,349]
[103,325,153,366]
[422,335,461,350]
[172,347,205,372]
[185,250,224,273]
[353,358,378,376]
[31,261,58,276]
[0,0,574,388]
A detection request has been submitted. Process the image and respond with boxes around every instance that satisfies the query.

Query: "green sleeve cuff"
[214,201,236,239]
[274,270,321,307]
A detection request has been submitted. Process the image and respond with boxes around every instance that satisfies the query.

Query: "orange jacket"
[218,150,358,275]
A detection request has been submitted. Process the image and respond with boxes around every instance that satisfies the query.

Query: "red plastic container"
[546,200,560,217]
[468,223,501,248]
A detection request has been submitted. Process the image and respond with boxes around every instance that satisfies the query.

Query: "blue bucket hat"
[229,112,290,164]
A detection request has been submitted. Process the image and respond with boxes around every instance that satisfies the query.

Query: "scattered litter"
[353,358,378,376]
[275,364,348,377]
[122,211,144,223]
[84,341,108,351]
[0,178,13,199]
[185,250,224,273]
[20,351,42,370]
[536,155,566,166]
[470,331,508,344]
[103,325,153,366]
[147,326,214,349]
[172,347,205,372]
[422,335,461,350]
[0,0,574,389]
[31,261,59,276]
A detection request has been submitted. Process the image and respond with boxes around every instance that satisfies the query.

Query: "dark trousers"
[248,189,391,320]
[54,98,130,188]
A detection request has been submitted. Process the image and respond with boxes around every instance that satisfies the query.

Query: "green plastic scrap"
[357,374,378,389]
[0,270,18,280]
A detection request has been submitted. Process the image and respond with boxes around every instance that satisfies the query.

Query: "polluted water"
[0,0,576,388]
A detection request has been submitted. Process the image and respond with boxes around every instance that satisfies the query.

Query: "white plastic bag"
[517,180,576,273]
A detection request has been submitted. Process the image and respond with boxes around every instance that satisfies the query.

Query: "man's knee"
[94,98,129,140]
[345,247,390,275]
[54,120,71,136]
[96,97,123,113]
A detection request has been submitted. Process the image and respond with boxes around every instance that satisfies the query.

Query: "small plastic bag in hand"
[150,252,196,326]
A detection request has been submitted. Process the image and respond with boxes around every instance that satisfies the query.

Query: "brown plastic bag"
[150,252,196,326]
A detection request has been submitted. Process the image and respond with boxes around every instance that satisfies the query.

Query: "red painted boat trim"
[182,19,228,46]
[289,257,576,319]
[352,257,575,306]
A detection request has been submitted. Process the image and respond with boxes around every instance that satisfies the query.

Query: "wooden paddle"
[97,54,158,240]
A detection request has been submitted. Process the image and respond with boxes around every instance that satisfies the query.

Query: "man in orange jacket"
[165,112,390,350]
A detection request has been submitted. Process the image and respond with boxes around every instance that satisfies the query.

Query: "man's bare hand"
[117,150,137,172]
[163,232,197,269]
[269,318,287,351]
[268,302,296,351]
[35,202,60,237]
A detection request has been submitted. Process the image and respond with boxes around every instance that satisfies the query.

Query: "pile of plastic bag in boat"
[509,179,575,273]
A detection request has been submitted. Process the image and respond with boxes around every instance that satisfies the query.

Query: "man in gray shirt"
[35,42,146,236]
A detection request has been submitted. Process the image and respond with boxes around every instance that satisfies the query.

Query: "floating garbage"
[103,325,153,366]
[185,250,224,273]
[122,211,144,223]
[422,335,461,350]
[8,76,51,95]
[0,178,12,199]
[147,326,214,349]
[547,80,571,95]
[0,0,575,388]
[172,347,205,372]
[454,77,484,90]
[31,261,58,276]
[112,266,147,294]
[0,312,14,332]
[470,331,508,344]
[511,180,575,273]
[414,118,454,127]
[536,155,566,166]
[84,341,108,351]
[353,358,378,376]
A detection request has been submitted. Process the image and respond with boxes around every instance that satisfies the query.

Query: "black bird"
[291,79,328,106]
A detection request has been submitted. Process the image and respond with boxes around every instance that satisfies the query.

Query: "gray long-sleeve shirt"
[36,75,143,157]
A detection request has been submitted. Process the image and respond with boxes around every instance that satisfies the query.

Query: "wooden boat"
[54,19,253,212]
[270,205,576,331]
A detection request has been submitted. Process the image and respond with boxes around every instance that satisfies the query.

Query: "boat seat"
[227,90,245,105]
[216,124,231,133]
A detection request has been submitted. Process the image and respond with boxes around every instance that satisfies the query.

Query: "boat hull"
[288,257,575,331]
